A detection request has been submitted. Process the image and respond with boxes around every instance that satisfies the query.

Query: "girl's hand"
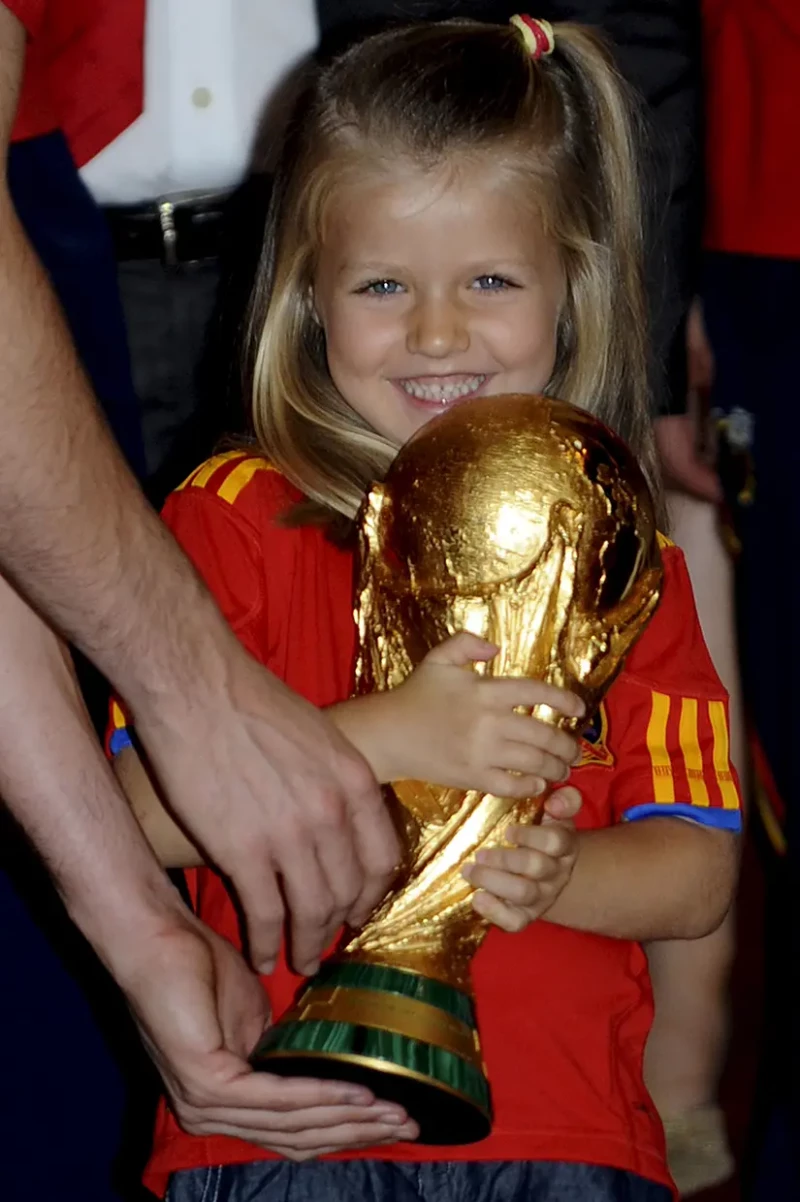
[333,632,584,798]
[461,785,581,932]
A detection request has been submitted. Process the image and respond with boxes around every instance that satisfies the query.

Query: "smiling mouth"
[397,374,488,404]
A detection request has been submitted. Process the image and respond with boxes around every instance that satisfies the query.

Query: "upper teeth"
[400,375,486,402]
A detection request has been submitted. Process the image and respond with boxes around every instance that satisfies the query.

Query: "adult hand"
[118,905,417,1157]
[654,414,722,502]
[134,638,400,977]
[654,300,722,503]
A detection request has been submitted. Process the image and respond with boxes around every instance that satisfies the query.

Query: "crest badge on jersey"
[576,702,614,769]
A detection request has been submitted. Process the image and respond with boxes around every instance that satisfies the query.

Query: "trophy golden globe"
[253,394,663,1143]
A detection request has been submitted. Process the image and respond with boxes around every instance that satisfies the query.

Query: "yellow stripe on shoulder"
[174,451,276,506]
[216,456,276,505]
[656,532,675,550]
[174,450,248,493]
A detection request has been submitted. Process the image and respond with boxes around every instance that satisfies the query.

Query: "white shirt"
[81,1,319,206]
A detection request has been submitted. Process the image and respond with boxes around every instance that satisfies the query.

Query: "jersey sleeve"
[604,544,742,832]
[3,1,48,36]
[105,453,268,758]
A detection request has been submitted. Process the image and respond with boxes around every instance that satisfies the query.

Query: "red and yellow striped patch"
[175,450,275,506]
[645,691,739,812]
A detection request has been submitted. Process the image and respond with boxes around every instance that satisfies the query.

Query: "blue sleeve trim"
[623,802,742,833]
[109,728,133,756]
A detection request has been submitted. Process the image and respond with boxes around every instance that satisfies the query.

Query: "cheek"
[489,300,559,374]
[324,307,399,379]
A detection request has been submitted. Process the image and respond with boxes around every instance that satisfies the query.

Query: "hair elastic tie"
[510,14,556,60]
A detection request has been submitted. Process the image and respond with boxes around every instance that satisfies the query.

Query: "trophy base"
[251,961,492,1145]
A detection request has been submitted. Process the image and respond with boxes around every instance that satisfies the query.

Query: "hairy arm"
[0,573,185,963]
[0,4,395,974]
[543,818,738,941]
[0,5,231,706]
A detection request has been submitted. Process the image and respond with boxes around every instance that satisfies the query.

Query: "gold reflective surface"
[341,394,663,992]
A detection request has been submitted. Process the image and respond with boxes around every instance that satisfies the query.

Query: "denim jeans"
[167,1161,672,1202]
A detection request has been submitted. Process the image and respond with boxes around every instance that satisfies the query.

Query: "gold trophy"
[253,394,663,1143]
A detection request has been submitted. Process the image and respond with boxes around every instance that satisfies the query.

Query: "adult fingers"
[283,1129,415,1160]
[233,863,286,974]
[200,1116,418,1155]
[280,835,339,977]
[339,752,401,930]
[171,1065,378,1116]
[185,1099,409,1135]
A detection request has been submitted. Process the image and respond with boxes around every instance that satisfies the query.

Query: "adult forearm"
[0,573,187,967]
[544,818,737,941]
[0,181,240,706]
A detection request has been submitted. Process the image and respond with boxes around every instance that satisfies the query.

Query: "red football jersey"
[703,0,800,258]
[7,0,144,167]
[108,451,741,1198]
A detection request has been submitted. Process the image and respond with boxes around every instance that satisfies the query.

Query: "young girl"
[110,16,741,1201]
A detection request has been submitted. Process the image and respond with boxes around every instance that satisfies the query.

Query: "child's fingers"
[481,767,546,800]
[492,739,573,785]
[501,713,578,767]
[541,786,582,822]
[471,844,559,886]
[484,677,585,721]
[463,858,546,906]
[423,632,498,667]
[505,822,576,860]
[470,888,529,933]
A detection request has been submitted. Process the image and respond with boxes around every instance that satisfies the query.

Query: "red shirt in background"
[5,0,144,166]
[108,451,741,1200]
[704,0,800,258]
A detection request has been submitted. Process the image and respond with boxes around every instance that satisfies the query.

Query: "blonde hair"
[246,19,661,530]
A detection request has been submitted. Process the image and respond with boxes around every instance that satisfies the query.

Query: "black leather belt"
[104,192,231,267]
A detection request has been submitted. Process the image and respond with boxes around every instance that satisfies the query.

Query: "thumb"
[423,631,499,668]
[542,785,582,823]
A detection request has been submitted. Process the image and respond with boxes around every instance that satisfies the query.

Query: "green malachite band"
[257,1018,491,1115]
[314,960,476,1028]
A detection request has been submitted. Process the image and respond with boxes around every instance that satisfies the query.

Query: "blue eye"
[359,279,404,296]
[473,275,514,291]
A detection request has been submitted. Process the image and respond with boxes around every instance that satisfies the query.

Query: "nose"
[406,293,470,358]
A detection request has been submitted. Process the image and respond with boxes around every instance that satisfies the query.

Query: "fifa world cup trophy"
[253,394,663,1143]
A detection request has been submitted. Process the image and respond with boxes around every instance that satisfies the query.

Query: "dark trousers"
[8,131,146,478]
[168,1161,672,1202]
[115,176,269,508]
[702,251,800,1198]
[703,252,800,821]
[1,132,154,1202]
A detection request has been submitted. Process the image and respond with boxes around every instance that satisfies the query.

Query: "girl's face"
[312,160,565,447]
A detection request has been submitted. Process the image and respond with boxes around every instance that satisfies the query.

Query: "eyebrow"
[337,258,538,278]
[337,262,404,278]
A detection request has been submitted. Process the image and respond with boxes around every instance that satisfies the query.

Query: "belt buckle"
[157,200,180,271]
